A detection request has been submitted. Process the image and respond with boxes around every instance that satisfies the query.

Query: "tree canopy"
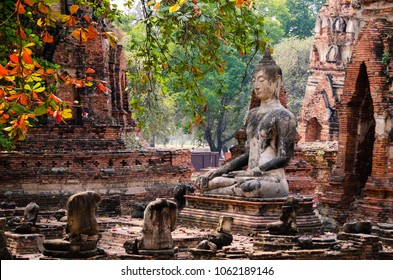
[274,36,313,116]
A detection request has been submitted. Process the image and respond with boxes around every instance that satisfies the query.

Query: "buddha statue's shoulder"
[269,106,296,122]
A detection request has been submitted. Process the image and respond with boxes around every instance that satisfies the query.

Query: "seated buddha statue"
[195,50,296,198]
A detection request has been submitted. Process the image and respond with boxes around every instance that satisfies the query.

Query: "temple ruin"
[1,0,393,260]
[297,0,393,229]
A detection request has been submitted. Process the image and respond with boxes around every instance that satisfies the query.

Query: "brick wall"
[325,18,393,224]
[0,148,193,214]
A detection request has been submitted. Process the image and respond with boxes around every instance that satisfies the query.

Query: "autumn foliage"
[0,0,116,149]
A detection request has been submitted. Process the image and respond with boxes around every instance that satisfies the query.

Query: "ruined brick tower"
[299,0,393,226]
[298,0,359,143]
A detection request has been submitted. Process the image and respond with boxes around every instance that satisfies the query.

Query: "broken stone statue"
[14,202,40,234]
[124,198,178,257]
[195,49,296,198]
[43,191,101,258]
[266,196,299,235]
[197,216,234,250]
[0,218,12,260]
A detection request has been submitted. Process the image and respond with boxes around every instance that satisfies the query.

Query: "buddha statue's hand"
[194,175,208,190]
[229,167,263,177]
[194,169,220,190]
[250,167,263,176]
[229,170,253,177]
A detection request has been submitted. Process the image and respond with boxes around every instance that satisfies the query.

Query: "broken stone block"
[343,221,372,234]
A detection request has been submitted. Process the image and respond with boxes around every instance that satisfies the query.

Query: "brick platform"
[179,194,322,235]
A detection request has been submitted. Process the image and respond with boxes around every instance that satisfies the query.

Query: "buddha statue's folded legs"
[201,173,289,198]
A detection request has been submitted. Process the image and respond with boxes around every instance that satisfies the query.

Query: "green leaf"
[34,105,48,116]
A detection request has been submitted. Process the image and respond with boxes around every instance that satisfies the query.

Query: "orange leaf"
[17,2,25,14]
[42,31,54,43]
[85,68,95,74]
[69,16,77,27]
[84,15,91,23]
[75,80,83,88]
[37,68,45,75]
[98,83,106,92]
[2,113,10,119]
[19,95,27,106]
[0,64,9,76]
[153,2,160,12]
[18,27,27,41]
[32,91,39,100]
[24,0,34,6]
[34,61,42,68]
[22,51,33,64]
[10,53,19,63]
[46,69,56,75]
[53,111,62,123]
[38,2,49,14]
[70,5,79,15]
[10,65,20,75]
[47,107,54,115]
[49,94,62,103]
[86,76,93,81]
[86,26,98,39]
[0,89,5,98]
[71,29,87,43]
[236,0,244,8]
[7,94,22,101]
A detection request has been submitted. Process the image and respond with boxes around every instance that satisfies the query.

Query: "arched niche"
[346,19,357,34]
[321,17,331,31]
[326,45,340,63]
[333,17,346,33]
[315,16,322,35]
[344,62,375,192]
[305,117,322,142]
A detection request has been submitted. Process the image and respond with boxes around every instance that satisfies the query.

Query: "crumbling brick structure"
[298,0,358,143]
[299,0,393,227]
[326,15,393,224]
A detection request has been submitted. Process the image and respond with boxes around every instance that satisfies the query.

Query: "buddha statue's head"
[252,48,282,101]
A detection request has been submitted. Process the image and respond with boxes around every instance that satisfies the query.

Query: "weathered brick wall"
[0,148,193,214]
[294,0,393,229]
[326,17,393,224]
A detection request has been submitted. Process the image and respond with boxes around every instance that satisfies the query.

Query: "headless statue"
[66,191,101,240]
[195,50,296,198]
[141,198,177,250]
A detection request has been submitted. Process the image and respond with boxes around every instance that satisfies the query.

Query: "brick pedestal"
[179,194,322,235]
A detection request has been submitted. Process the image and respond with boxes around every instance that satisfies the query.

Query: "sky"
[111,0,126,11]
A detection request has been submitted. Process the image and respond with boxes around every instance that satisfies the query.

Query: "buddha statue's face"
[253,69,281,101]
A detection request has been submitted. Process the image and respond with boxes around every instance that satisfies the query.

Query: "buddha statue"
[195,50,296,198]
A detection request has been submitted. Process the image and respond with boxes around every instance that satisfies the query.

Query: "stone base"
[189,248,217,260]
[138,248,176,259]
[43,239,97,258]
[5,232,44,255]
[179,194,322,235]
